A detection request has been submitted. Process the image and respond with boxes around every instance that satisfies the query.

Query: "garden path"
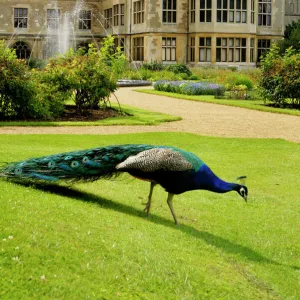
[0,87,299,142]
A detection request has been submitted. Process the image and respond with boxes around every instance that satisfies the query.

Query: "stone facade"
[0,0,299,66]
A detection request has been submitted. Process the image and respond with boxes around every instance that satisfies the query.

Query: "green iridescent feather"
[0,144,203,182]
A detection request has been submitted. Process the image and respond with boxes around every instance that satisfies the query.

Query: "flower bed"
[153,80,225,96]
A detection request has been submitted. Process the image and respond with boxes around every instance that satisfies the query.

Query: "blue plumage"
[0,144,248,224]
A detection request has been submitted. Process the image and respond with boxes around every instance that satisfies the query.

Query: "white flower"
[41,275,46,280]
[8,236,13,240]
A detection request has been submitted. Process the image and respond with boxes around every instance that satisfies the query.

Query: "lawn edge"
[135,89,300,117]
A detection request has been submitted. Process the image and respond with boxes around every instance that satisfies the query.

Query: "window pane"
[167,48,171,60]
[216,48,221,62]
[242,11,246,23]
[229,49,234,62]
[200,49,204,61]
[200,38,205,46]
[241,48,246,62]
[163,0,167,9]
[206,49,211,61]
[235,49,240,62]
[229,11,234,22]
[200,10,205,22]
[207,11,211,22]
[222,49,227,62]
[171,48,176,60]
[217,11,222,22]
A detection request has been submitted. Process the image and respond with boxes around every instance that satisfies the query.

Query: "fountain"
[6,0,151,86]
[43,1,82,58]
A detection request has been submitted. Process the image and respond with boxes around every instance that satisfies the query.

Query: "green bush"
[0,40,65,120]
[165,64,192,77]
[0,41,44,119]
[227,85,248,100]
[141,61,164,71]
[31,71,66,118]
[189,74,199,80]
[259,44,300,107]
[44,42,118,113]
[27,58,47,70]
[224,73,254,90]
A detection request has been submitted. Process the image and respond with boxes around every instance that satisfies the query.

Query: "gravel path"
[1,87,299,142]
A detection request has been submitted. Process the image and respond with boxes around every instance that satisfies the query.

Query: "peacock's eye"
[48,161,56,169]
[240,187,245,196]
[71,161,79,168]
[82,156,89,163]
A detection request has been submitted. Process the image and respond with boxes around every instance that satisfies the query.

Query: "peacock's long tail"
[0,144,154,183]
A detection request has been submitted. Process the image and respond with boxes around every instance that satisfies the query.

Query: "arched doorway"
[12,41,31,59]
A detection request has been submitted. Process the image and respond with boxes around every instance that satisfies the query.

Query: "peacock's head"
[237,185,248,202]
[235,176,248,202]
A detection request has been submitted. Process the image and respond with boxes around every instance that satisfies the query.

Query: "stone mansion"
[0,0,300,67]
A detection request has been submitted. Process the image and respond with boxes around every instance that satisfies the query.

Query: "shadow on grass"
[15,181,299,271]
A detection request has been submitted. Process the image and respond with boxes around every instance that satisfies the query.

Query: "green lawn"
[136,89,300,116]
[0,133,299,299]
[0,104,181,127]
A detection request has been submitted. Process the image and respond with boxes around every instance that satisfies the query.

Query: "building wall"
[0,0,299,66]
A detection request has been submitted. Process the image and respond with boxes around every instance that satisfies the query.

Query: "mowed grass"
[0,104,180,127]
[136,89,300,116]
[0,133,299,299]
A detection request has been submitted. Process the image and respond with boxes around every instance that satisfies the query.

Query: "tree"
[277,20,300,53]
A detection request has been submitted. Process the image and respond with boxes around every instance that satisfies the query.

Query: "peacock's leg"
[144,182,156,215]
[167,193,178,225]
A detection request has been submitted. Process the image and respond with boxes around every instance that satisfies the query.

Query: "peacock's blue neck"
[194,164,238,193]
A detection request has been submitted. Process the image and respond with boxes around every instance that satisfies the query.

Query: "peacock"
[0,144,248,224]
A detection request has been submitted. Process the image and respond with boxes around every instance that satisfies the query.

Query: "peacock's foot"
[143,201,151,215]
